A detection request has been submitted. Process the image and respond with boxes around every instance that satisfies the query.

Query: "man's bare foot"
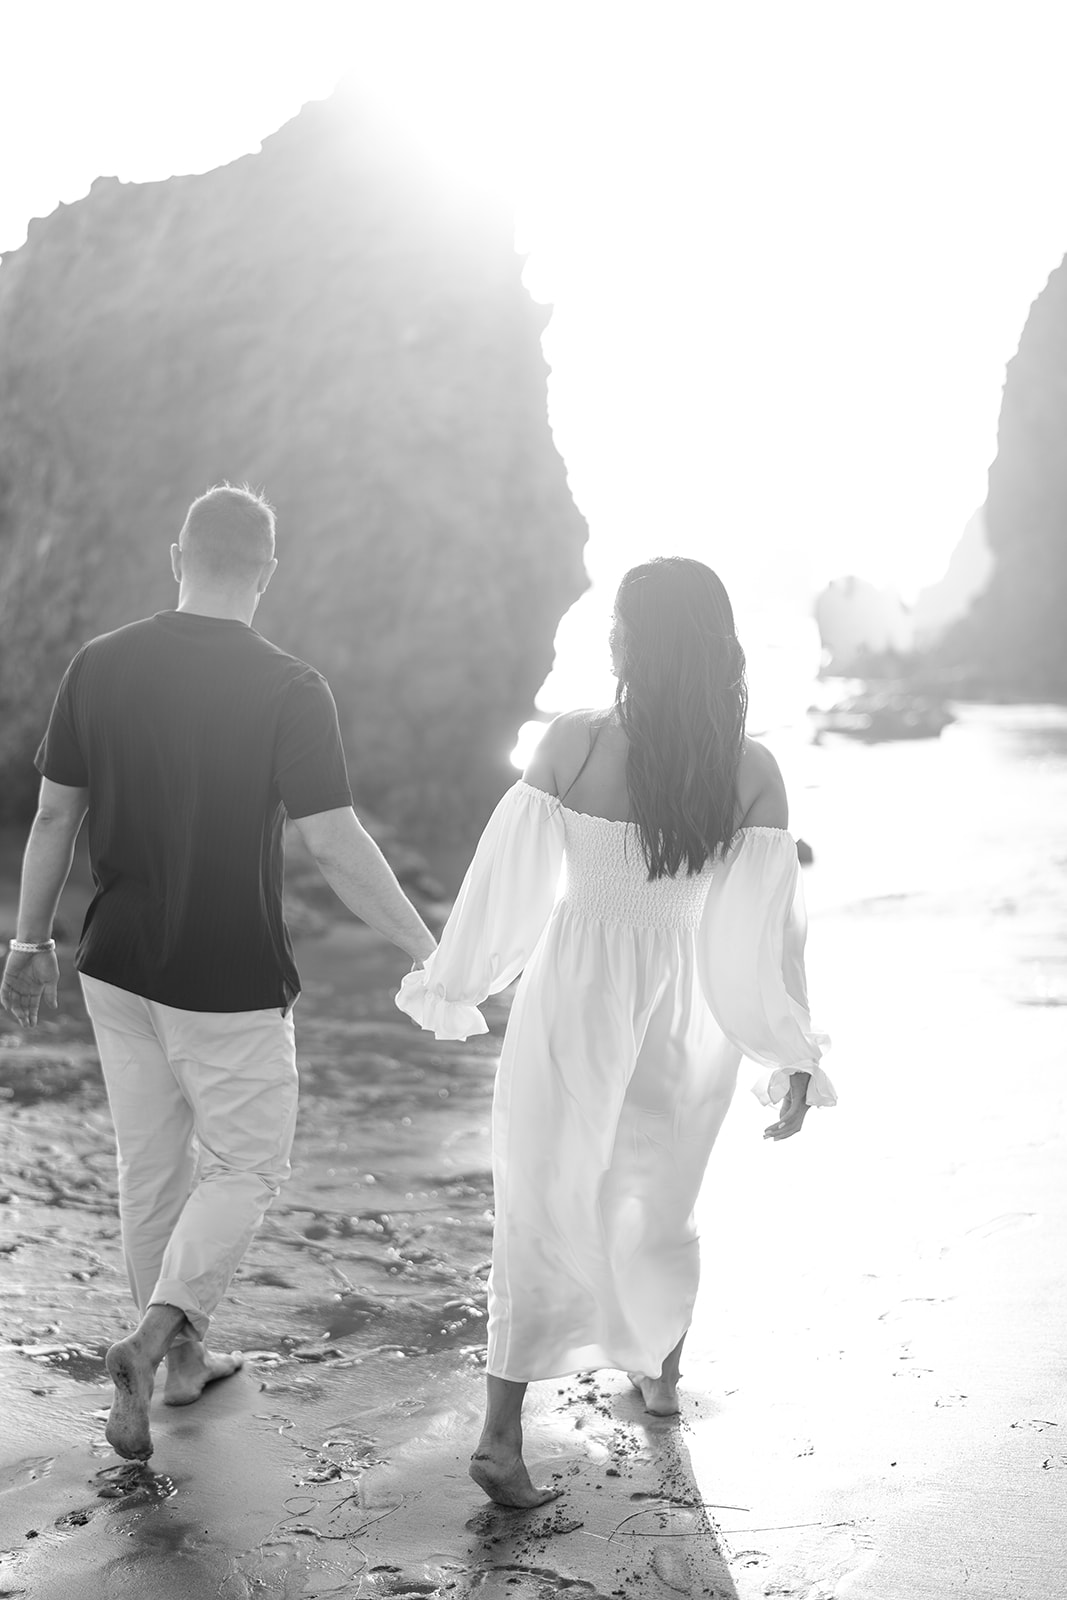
[469,1449,561,1508]
[163,1342,244,1407]
[105,1337,158,1461]
[628,1370,680,1417]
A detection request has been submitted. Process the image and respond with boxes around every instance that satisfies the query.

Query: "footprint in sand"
[94,1461,175,1502]
[877,1296,951,1324]
[941,1212,1038,1256]
[221,1536,350,1599]
[363,1573,437,1596]
[965,1212,1039,1240]
[754,1523,877,1599]
[54,1506,96,1530]
[0,1455,55,1493]
[474,1564,612,1598]
[463,1504,497,1536]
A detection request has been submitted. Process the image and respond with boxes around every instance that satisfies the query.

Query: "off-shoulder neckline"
[515,779,631,825]
[513,780,790,838]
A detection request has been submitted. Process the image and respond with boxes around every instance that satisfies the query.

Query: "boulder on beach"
[0,87,588,841]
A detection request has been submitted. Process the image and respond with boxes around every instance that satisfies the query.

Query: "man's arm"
[293,807,437,965]
[1,778,89,1027]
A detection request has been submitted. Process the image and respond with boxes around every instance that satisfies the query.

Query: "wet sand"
[2,705,1066,1597]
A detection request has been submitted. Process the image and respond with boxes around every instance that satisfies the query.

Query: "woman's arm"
[396,780,566,1040]
[733,740,813,1138]
[703,746,832,1135]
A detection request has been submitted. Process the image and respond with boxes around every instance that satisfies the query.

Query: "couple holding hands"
[1,484,833,1508]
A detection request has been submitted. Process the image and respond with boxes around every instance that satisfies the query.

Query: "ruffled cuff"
[395,968,489,1042]
[752,1041,836,1108]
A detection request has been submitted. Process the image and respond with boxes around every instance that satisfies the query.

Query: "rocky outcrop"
[813,576,913,675]
[942,260,1067,696]
[910,510,992,650]
[0,89,587,838]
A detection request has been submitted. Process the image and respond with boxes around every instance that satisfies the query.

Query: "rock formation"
[0,88,588,839]
[943,259,1067,696]
[813,576,914,675]
[910,510,993,650]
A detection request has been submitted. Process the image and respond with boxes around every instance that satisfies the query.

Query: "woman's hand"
[763,1071,810,1142]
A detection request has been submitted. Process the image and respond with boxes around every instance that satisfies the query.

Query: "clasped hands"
[763,1070,811,1142]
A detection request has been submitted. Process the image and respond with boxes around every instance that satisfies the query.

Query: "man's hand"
[3,778,86,1029]
[763,1072,810,1142]
[0,949,61,1028]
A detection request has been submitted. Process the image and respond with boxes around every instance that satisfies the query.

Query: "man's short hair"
[179,484,276,582]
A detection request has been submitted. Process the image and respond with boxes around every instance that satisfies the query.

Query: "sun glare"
[4,0,1067,723]
[510,720,551,772]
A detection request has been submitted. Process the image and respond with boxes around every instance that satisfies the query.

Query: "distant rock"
[813,576,913,675]
[812,688,955,743]
[0,87,588,839]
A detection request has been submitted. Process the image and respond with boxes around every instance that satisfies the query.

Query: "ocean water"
[3,701,1065,1597]
[779,702,1067,925]
[524,591,1066,941]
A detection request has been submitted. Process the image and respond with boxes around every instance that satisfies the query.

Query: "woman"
[397,557,834,1508]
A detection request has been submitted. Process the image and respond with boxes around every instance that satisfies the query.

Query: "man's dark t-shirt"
[35,612,353,1013]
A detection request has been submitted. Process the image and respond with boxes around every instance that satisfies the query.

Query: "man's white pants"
[80,974,298,1342]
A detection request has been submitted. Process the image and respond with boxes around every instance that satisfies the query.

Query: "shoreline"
[2,706,1067,1597]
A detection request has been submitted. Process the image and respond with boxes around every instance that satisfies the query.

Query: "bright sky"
[3,0,1067,713]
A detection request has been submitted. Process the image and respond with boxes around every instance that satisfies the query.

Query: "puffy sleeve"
[396,780,566,1041]
[697,827,836,1108]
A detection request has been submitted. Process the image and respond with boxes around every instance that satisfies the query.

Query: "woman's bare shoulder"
[736,737,788,828]
[738,736,781,780]
[523,708,613,793]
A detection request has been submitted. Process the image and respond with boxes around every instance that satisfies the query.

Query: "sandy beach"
[2,703,1066,1599]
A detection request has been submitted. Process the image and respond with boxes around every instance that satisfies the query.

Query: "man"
[0,484,436,1463]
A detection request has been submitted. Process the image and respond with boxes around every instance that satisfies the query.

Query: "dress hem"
[486,1320,692,1385]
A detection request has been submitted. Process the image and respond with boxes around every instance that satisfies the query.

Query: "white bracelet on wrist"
[8,938,56,954]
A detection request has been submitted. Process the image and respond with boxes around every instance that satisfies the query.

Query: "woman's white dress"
[397,780,834,1383]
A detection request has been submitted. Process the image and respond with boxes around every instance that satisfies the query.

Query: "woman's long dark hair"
[613,557,748,879]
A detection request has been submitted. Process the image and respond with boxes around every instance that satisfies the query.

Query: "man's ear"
[258,557,279,597]
[170,543,183,584]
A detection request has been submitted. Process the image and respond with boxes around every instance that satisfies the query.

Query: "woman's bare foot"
[163,1342,244,1407]
[469,1448,561,1508]
[628,1370,680,1417]
[105,1337,158,1460]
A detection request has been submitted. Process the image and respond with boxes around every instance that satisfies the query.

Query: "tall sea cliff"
[0,89,587,838]
[944,257,1067,697]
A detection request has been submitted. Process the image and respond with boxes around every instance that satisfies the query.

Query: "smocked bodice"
[396,781,834,1109]
[559,805,713,929]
